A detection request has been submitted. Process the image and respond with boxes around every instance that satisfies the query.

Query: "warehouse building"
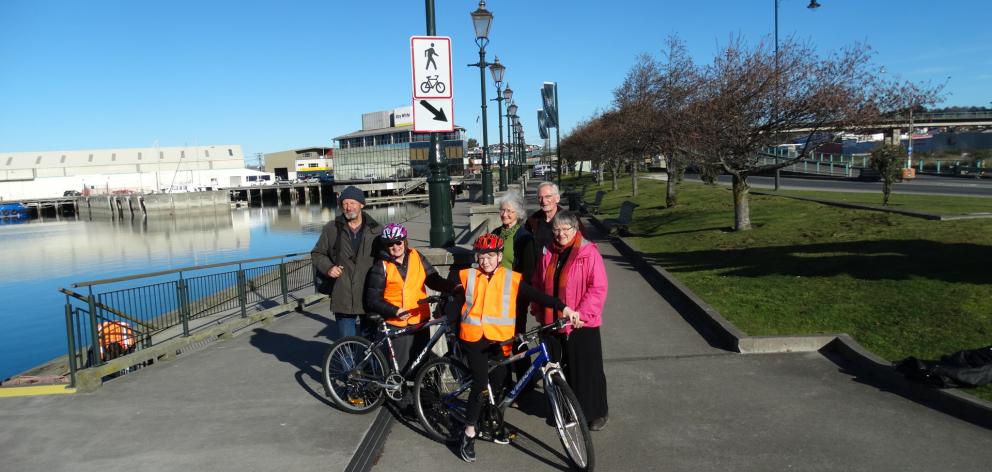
[0,145,270,200]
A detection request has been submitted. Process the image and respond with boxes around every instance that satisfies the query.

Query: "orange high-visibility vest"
[383,249,430,327]
[458,266,521,344]
[98,320,135,358]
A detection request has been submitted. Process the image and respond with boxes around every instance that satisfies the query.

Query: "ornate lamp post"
[773,0,821,190]
[506,98,518,181]
[469,1,495,204]
[489,57,508,191]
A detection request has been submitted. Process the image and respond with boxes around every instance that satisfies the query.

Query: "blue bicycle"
[412,318,594,471]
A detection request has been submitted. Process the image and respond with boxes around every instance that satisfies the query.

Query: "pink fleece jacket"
[531,238,609,335]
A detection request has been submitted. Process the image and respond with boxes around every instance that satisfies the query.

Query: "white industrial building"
[0,145,273,200]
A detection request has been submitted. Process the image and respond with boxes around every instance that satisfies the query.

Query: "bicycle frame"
[439,335,561,416]
[349,316,452,388]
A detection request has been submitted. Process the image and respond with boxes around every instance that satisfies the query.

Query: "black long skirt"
[551,327,608,421]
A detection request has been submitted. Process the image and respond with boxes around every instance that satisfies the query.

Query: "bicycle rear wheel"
[413,356,472,443]
[547,374,595,471]
[322,336,388,414]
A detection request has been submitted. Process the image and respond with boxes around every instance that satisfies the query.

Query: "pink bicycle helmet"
[381,223,408,243]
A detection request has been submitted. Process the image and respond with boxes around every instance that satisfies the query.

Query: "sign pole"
[424,0,453,247]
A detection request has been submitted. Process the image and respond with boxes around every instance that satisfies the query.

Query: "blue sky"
[2,0,990,160]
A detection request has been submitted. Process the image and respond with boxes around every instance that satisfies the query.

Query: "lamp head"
[503,84,513,101]
[489,56,505,85]
[807,0,821,9]
[471,1,493,42]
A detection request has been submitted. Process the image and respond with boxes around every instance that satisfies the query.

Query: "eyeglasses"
[387,240,405,247]
[552,226,574,234]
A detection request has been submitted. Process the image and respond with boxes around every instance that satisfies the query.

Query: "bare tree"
[692,37,940,231]
[651,37,702,207]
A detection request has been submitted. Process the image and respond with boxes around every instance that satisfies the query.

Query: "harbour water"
[0,202,426,381]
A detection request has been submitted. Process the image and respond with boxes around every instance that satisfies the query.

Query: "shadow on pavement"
[248,326,338,407]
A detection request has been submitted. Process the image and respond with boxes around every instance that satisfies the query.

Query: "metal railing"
[60,253,316,387]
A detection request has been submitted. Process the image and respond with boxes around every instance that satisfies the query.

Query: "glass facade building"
[332,126,466,182]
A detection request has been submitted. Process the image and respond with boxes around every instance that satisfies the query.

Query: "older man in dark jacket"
[311,186,381,339]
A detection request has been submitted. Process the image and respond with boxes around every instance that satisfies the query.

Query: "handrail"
[72,252,311,288]
[59,288,155,330]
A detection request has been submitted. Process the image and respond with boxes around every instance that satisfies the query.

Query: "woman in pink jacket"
[531,210,610,431]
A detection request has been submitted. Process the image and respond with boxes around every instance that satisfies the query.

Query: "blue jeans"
[335,314,376,340]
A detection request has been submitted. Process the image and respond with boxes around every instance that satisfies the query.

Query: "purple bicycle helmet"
[381,223,408,243]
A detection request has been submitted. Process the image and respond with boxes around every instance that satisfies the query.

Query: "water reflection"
[0,202,426,380]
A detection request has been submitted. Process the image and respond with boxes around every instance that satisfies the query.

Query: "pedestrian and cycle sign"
[411,36,452,99]
[413,98,454,133]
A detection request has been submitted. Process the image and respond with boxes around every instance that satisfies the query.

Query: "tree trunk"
[610,162,619,191]
[631,163,639,197]
[666,168,678,207]
[732,173,752,231]
[882,178,892,206]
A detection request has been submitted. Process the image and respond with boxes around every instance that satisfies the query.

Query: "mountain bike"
[413,318,595,471]
[321,294,458,414]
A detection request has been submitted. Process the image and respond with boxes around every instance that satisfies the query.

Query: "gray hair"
[550,210,580,231]
[537,181,559,196]
[497,190,526,223]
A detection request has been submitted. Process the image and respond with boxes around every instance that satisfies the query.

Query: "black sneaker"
[588,415,609,431]
[459,433,476,463]
[491,427,512,445]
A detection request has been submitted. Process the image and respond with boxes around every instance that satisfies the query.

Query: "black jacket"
[311,212,381,314]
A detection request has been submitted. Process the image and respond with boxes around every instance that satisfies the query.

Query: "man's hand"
[327,265,344,279]
[562,307,584,328]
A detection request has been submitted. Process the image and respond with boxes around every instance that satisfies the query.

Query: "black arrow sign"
[419,100,448,122]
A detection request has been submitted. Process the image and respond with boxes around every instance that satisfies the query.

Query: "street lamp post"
[506,97,517,181]
[773,0,821,191]
[489,57,508,192]
[469,1,495,204]
[424,0,454,247]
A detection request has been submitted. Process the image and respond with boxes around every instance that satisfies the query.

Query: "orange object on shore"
[901,167,916,180]
[98,321,135,360]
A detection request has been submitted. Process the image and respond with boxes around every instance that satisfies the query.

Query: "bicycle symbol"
[419,75,446,94]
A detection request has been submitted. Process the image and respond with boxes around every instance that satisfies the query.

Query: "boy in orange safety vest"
[456,234,580,463]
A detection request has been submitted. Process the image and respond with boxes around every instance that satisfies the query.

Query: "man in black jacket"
[311,186,381,339]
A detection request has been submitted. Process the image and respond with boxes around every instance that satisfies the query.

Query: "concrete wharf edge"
[586,214,992,431]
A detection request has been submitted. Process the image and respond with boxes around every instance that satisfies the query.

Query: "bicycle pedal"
[348,397,366,406]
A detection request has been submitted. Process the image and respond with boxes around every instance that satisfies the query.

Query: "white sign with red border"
[411,36,452,99]
[413,98,454,133]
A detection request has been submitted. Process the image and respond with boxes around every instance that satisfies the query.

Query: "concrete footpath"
[374,190,992,471]
[2,187,991,471]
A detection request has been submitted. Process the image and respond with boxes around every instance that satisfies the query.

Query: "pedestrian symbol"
[411,36,452,99]
[425,43,438,70]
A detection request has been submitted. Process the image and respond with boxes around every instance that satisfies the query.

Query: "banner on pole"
[538,110,549,139]
[541,82,558,128]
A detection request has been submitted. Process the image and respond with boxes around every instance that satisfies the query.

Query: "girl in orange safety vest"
[364,223,460,373]
[455,233,580,463]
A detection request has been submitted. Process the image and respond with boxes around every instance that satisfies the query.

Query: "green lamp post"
[469,1,495,204]
[489,57,508,192]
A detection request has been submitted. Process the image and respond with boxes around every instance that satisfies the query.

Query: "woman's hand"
[395,308,412,320]
[562,307,584,328]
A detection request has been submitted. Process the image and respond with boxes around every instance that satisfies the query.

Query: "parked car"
[63,190,82,197]
[274,178,292,185]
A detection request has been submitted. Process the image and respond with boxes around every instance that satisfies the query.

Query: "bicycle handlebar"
[417,294,455,305]
[500,317,569,347]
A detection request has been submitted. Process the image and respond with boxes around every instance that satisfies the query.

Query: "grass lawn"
[765,189,992,216]
[570,174,992,401]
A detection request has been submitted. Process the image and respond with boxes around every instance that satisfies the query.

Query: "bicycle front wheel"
[547,374,595,471]
[322,336,387,414]
[413,356,471,443]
